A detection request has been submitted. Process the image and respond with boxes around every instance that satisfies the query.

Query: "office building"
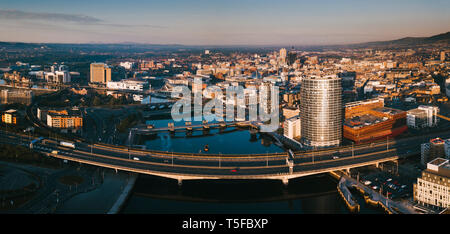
[90,63,111,84]
[407,108,428,129]
[407,106,439,129]
[287,51,297,66]
[300,75,342,148]
[344,98,407,143]
[421,138,447,166]
[414,158,450,209]
[338,71,357,102]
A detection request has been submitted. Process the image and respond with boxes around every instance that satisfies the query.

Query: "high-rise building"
[90,63,111,84]
[338,71,357,102]
[287,51,297,66]
[413,158,450,210]
[279,48,287,64]
[441,51,446,62]
[300,75,342,148]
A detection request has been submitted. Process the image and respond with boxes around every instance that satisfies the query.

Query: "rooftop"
[4,109,17,113]
[372,107,404,116]
[428,158,448,166]
[344,113,387,129]
[430,138,445,145]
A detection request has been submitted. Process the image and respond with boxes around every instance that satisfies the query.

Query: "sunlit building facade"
[300,75,342,148]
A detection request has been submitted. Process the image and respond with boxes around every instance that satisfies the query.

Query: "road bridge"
[0,130,415,186]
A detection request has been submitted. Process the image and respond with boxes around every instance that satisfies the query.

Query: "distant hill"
[358,31,450,46]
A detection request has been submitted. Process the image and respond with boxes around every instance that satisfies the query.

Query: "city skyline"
[0,0,449,45]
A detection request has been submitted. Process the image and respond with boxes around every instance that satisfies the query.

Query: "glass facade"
[300,76,342,148]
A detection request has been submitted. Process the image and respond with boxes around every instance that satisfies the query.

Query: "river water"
[123,123,385,214]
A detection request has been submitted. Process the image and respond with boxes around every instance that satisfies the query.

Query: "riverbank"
[54,169,131,214]
[108,173,138,214]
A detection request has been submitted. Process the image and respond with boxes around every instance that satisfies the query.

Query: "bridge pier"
[345,168,351,175]
[281,177,289,186]
[177,178,183,187]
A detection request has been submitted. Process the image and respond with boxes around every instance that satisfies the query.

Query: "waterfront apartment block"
[46,108,83,129]
[414,158,450,209]
[90,63,111,84]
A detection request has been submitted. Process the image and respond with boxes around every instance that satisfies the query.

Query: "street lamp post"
[387,136,389,151]
[352,142,354,158]
[312,147,315,164]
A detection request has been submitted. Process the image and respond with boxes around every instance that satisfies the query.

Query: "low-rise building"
[1,109,18,125]
[282,107,300,120]
[0,89,33,105]
[46,108,83,131]
[283,115,301,140]
[106,80,149,91]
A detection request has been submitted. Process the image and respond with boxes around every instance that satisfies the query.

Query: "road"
[2,128,450,180]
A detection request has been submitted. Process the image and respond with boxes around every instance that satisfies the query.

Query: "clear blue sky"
[0,0,449,45]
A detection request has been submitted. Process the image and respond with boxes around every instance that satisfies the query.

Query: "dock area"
[337,174,418,214]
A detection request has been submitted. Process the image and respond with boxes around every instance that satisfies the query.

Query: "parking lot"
[350,157,422,201]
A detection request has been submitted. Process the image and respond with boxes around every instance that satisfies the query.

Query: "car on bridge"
[230,167,240,173]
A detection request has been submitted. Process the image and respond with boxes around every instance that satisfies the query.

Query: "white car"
[133,157,140,161]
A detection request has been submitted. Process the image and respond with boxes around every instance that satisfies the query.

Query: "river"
[123,125,385,214]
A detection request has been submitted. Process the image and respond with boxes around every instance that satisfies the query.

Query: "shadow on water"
[121,174,356,214]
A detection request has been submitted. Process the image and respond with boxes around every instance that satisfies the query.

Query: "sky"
[0,0,449,45]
